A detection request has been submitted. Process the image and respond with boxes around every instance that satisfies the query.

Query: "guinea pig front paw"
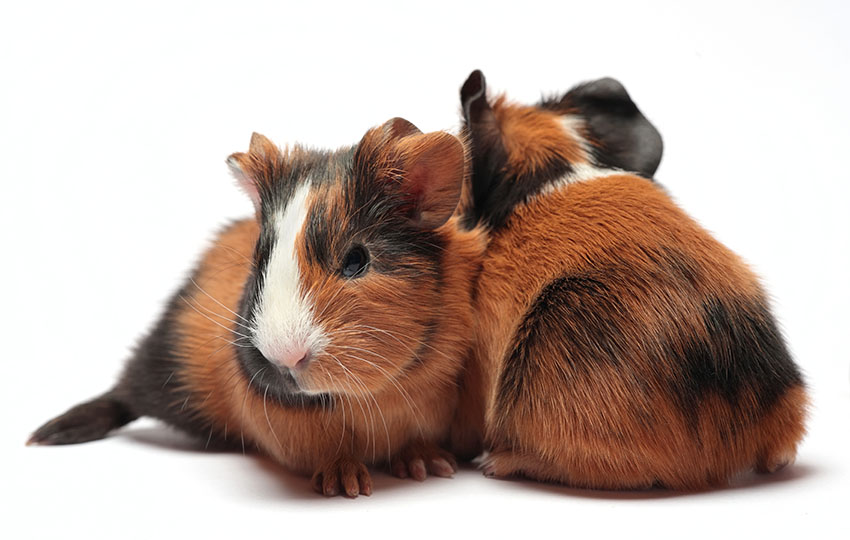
[311,457,372,498]
[390,442,458,481]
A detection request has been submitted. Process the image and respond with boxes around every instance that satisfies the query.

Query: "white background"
[2,1,848,538]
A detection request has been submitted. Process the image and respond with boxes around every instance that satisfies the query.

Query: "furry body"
[32,119,486,497]
[452,71,808,489]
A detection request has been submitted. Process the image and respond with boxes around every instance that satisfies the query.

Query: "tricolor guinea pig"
[30,118,486,498]
[451,70,808,489]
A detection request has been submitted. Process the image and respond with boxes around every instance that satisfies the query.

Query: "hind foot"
[28,394,137,446]
[480,449,558,481]
[481,449,658,489]
[756,448,796,474]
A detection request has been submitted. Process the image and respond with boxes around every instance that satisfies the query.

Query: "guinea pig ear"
[381,117,423,141]
[460,70,508,224]
[392,131,465,229]
[565,78,663,178]
[461,69,495,127]
[226,132,278,212]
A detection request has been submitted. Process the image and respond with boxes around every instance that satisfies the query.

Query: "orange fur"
[177,216,484,474]
[175,126,487,490]
[492,96,589,176]
[454,93,808,490]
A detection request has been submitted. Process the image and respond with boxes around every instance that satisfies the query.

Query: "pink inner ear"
[395,132,465,229]
[227,154,261,212]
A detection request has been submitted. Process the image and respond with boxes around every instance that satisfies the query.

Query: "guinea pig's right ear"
[226,132,278,213]
[385,126,466,230]
[382,116,423,141]
[565,78,663,178]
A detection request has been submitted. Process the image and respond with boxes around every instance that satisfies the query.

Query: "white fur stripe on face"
[252,182,328,365]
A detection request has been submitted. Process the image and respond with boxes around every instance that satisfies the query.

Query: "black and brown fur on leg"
[28,219,260,448]
[28,391,137,446]
[452,70,808,490]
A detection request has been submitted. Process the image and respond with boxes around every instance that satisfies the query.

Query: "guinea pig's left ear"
[461,69,494,127]
[392,131,465,229]
[226,132,280,212]
[566,78,664,178]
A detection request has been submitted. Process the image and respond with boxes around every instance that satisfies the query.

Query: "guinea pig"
[450,70,808,489]
[29,117,487,498]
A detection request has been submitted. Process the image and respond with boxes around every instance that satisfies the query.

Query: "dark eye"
[341,246,369,278]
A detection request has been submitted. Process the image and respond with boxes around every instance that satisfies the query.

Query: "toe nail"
[431,458,454,477]
[411,458,427,481]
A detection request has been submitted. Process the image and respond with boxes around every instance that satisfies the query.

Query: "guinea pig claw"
[430,457,456,478]
[410,458,427,481]
[392,460,409,479]
[390,443,458,481]
[312,458,372,498]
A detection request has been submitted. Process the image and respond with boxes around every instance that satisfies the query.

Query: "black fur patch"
[496,274,630,410]
[402,316,441,372]
[667,296,803,430]
[292,146,445,279]
[234,340,332,409]
[29,392,137,445]
[112,275,231,444]
[540,78,663,179]
[471,153,572,232]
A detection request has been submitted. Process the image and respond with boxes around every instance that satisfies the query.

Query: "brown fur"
[492,96,589,176]
[176,124,487,495]
[454,97,808,490]
[176,216,484,474]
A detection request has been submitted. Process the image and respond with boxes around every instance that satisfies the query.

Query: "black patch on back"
[496,274,630,409]
[461,114,574,232]
[474,157,572,232]
[667,297,803,430]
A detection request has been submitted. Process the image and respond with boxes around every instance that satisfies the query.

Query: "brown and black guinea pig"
[450,70,808,490]
[29,117,486,498]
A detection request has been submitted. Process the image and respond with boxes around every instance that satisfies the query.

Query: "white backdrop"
[2,1,848,538]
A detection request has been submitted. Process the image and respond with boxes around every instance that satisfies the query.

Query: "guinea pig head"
[226,119,465,404]
[460,70,663,229]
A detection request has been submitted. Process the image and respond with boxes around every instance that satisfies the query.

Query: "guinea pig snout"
[264,345,312,371]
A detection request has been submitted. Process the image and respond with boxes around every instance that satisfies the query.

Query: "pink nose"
[273,346,311,370]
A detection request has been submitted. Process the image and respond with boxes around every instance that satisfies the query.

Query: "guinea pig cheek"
[318,275,429,395]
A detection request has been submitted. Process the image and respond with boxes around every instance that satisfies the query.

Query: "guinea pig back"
[453,70,808,489]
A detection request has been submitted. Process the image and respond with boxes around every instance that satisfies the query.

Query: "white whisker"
[263,383,284,452]
[180,295,253,340]
[190,277,253,325]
